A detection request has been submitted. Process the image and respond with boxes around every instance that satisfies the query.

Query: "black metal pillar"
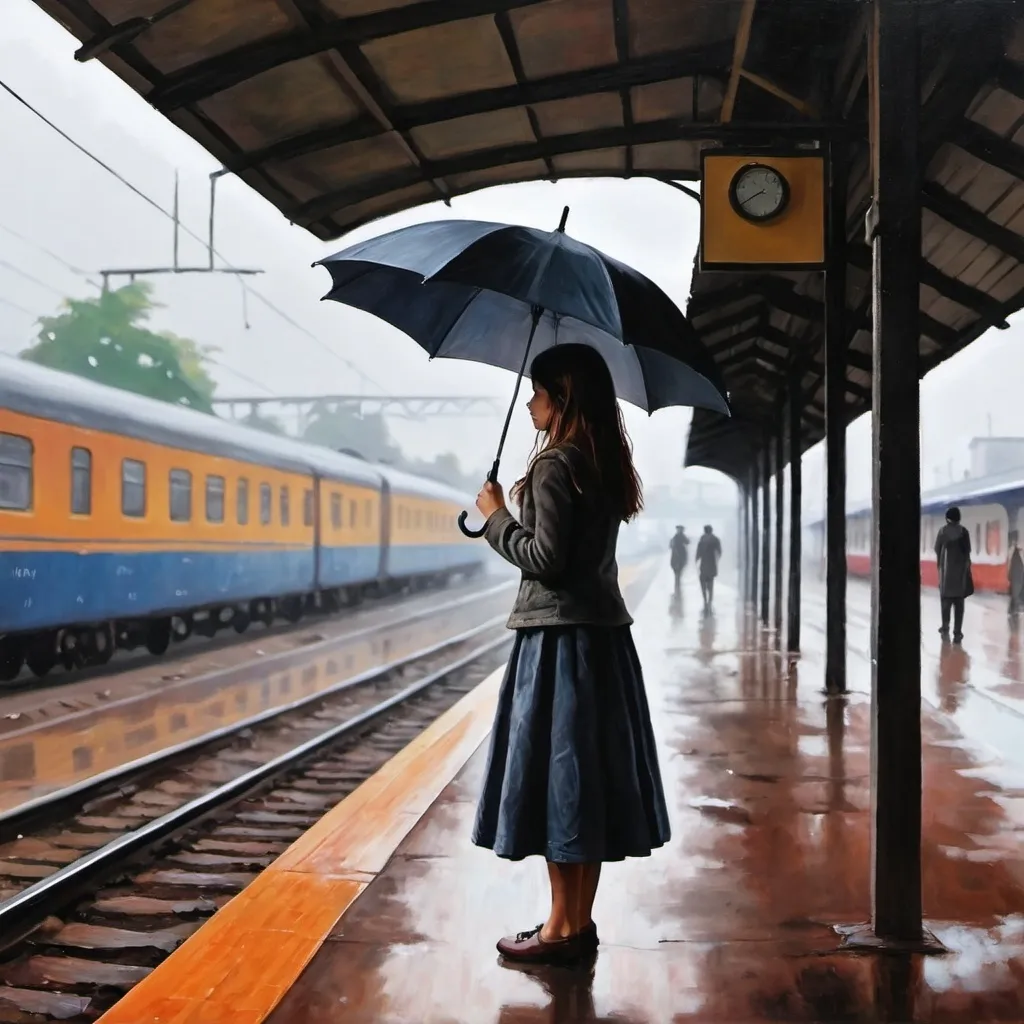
[787,370,803,653]
[773,412,785,639]
[868,0,922,942]
[749,466,760,609]
[825,140,849,692]
[760,440,771,625]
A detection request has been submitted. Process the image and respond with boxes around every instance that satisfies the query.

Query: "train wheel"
[145,619,172,656]
[233,609,251,634]
[26,633,57,678]
[93,625,115,665]
[281,596,304,624]
[0,638,23,681]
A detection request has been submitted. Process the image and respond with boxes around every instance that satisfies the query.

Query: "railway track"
[0,579,517,818]
[0,624,511,1022]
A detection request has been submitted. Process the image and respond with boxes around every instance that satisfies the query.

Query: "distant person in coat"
[695,525,722,612]
[935,506,972,644]
[669,526,689,595]
[1008,530,1024,618]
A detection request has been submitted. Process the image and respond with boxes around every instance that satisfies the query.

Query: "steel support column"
[760,441,771,625]
[825,139,849,693]
[868,0,923,942]
[773,412,785,639]
[787,370,803,653]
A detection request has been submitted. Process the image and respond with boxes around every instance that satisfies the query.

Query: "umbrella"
[314,207,730,537]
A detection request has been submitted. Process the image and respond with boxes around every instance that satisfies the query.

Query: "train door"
[378,478,391,581]
[312,474,322,592]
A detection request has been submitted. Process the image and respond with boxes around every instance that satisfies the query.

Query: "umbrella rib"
[428,286,484,358]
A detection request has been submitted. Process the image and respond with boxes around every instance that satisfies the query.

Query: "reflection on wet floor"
[0,593,513,814]
[267,572,1024,1023]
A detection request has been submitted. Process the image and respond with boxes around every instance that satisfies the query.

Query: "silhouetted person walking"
[669,526,689,595]
[1008,531,1024,619]
[935,505,972,644]
[695,525,721,612]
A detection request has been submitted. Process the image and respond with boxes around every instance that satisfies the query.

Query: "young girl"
[472,343,671,965]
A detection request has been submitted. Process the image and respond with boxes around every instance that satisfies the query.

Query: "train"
[0,357,487,680]
[807,469,1024,593]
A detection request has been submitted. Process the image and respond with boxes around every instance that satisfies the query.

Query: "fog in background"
[4,0,1023,526]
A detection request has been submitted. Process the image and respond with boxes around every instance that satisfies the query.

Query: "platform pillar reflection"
[787,369,802,653]
[773,411,784,640]
[749,464,760,610]
[868,0,923,943]
[760,438,771,626]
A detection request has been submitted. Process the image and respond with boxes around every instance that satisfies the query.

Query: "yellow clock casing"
[700,151,826,270]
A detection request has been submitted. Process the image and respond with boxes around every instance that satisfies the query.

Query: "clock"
[728,163,790,222]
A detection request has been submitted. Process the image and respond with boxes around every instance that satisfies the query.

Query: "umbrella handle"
[457,511,487,539]
[458,459,500,539]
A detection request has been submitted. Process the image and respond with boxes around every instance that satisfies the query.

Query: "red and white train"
[808,470,1024,593]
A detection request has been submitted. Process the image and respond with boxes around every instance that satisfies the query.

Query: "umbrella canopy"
[315,217,730,417]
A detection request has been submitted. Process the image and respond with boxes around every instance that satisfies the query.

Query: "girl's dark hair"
[511,344,643,522]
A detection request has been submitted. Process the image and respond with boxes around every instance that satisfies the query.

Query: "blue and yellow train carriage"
[380,465,478,580]
[0,359,484,679]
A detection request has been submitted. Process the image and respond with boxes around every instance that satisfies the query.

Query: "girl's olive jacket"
[483,444,633,629]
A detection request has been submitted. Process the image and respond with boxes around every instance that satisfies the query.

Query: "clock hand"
[741,189,766,206]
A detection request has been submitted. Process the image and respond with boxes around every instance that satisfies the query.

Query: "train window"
[975,524,981,552]
[364,499,371,526]
[206,475,225,523]
[280,486,290,527]
[331,493,342,530]
[0,433,32,511]
[303,489,314,527]
[349,499,357,527]
[260,483,272,525]
[121,459,146,517]
[398,506,405,529]
[169,469,192,522]
[70,447,91,515]
[415,508,422,529]
[237,478,249,526]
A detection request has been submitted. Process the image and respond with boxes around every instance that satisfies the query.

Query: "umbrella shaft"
[490,306,542,482]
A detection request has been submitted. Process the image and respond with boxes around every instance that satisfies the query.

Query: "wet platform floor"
[266,571,1024,1024]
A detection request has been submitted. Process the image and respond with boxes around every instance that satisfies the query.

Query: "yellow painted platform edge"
[96,663,504,1024]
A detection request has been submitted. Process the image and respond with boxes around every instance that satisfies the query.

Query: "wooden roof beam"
[698,306,764,342]
[493,11,555,179]
[721,0,757,123]
[952,119,1024,181]
[918,259,1010,327]
[274,0,450,205]
[228,43,734,174]
[738,69,818,118]
[149,0,553,111]
[611,0,634,176]
[922,179,1024,264]
[295,116,718,224]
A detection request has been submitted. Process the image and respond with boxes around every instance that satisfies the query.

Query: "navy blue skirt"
[471,625,671,863]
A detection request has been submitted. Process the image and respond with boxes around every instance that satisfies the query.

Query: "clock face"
[729,164,790,222]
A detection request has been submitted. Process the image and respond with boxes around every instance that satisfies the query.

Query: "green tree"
[302,402,401,463]
[20,282,217,412]
[240,410,287,435]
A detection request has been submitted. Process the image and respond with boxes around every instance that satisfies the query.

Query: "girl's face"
[527,381,555,432]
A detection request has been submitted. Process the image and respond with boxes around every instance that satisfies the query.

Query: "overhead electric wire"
[0,257,66,297]
[0,294,36,317]
[0,221,95,281]
[0,75,384,392]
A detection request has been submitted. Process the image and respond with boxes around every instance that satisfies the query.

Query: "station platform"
[97,569,1024,1024]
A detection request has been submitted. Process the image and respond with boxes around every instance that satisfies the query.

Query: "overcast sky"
[3,0,1023,519]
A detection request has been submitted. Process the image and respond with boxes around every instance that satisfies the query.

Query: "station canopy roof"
[29,0,1024,479]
